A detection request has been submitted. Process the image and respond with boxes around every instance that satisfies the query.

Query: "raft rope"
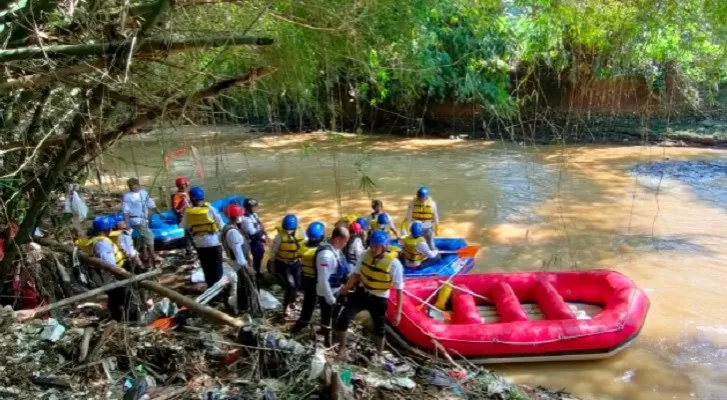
[396,288,637,346]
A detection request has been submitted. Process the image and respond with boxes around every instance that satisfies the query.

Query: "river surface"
[106,127,727,400]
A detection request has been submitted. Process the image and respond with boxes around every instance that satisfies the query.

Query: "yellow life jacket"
[275,227,304,263]
[359,250,397,295]
[336,213,359,227]
[401,236,426,265]
[185,203,219,236]
[89,236,126,268]
[300,243,318,278]
[109,230,122,247]
[412,197,434,222]
[74,238,94,257]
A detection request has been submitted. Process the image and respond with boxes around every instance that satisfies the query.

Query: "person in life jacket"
[336,230,404,360]
[222,204,251,271]
[403,186,439,249]
[269,214,307,316]
[344,221,366,267]
[241,198,268,279]
[400,222,439,269]
[182,186,226,290]
[171,177,191,223]
[90,216,139,321]
[335,214,359,229]
[314,226,351,346]
[368,200,400,240]
[291,221,327,334]
[112,220,143,269]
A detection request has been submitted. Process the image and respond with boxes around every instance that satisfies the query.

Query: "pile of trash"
[0,304,581,400]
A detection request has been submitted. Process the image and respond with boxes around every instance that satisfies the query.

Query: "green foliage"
[163,0,727,124]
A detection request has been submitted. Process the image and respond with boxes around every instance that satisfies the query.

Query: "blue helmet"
[410,222,423,238]
[282,214,298,230]
[189,186,205,201]
[377,213,390,226]
[92,216,113,233]
[370,230,389,246]
[306,222,325,241]
[355,217,368,231]
[417,186,430,198]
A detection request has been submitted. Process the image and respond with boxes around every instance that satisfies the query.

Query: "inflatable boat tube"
[111,195,246,249]
[388,238,475,278]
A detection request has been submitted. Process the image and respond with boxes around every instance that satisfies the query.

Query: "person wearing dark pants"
[90,216,140,322]
[336,230,403,361]
[291,221,327,333]
[314,226,351,346]
[182,186,226,292]
[241,198,269,280]
[197,246,223,287]
[269,214,306,317]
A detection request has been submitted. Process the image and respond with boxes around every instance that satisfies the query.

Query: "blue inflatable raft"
[111,195,246,250]
[389,238,475,278]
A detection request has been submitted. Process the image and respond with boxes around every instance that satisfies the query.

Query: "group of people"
[83,177,443,359]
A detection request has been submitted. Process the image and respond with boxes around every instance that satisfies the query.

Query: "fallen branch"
[21,269,162,318]
[0,35,274,62]
[0,59,106,94]
[33,236,244,328]
[67,66,274,170]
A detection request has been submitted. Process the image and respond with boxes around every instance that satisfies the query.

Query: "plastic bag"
[70,191,88,220]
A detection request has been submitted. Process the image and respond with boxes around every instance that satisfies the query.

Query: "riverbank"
[1,189,581,400]
[237,115,727,148]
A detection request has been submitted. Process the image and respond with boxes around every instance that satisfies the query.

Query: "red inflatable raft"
[386,270,649,363]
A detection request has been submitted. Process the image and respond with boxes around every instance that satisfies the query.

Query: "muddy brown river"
[106,127,727,400]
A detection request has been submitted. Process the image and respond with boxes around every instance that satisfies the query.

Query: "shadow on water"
[629,160,727,208]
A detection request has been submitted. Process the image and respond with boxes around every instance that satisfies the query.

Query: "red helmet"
[175,177,189,187]
[225,204,245,219]
[348,221,363,235]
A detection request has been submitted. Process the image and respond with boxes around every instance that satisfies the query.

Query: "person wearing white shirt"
[221,204,251,270]
[315,226,351,346]
[367,199,400,241]
[336,230,403,361]
[122,177,163,264]
[113,220,143,268]
[403,186,439,249]
[182,186,226,290]
[241,198,269,279]
[90,216,139,321]
[291,222,328,335]
[400,222,440,269]
[344,220,366,267]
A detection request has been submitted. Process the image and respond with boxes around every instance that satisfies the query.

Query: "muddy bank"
[1,189,581,400]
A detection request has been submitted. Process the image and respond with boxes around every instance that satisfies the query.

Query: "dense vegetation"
[0,0,726,278]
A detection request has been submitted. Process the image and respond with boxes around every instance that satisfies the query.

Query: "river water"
[106,127,727,400]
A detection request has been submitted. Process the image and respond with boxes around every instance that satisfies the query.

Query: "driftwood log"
[33,236,243,328]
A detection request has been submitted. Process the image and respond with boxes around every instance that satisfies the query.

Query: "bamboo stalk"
[0,35,274,62]
[25,269,162,316]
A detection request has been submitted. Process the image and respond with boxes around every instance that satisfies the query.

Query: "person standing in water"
[403,186,439,249]
[122,178,163,265]
[335,230,403,360]
[241,198,268,280]
[269,214,306,317]
[182,186,226,291]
